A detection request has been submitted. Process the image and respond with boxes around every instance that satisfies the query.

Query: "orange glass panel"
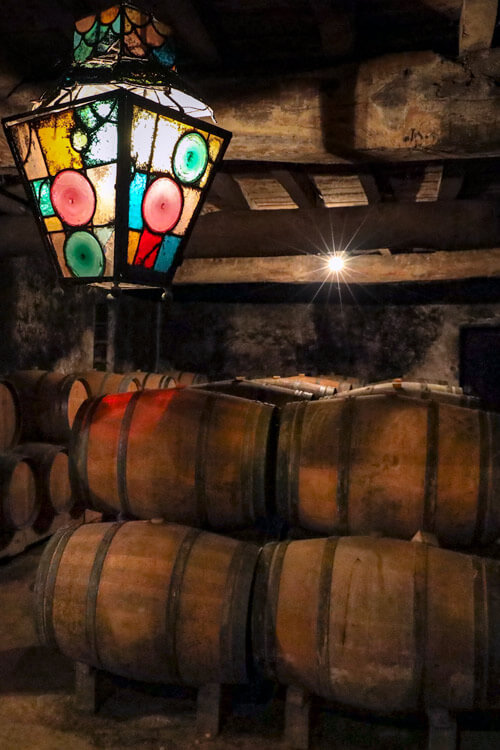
[75,14,96,33]
[145,22,165,47]
[172,186,201,236]
[100,5,119,23]
[128,230,141,264]
[49,232,72,277]
[37,111,83,175]
[124,32,147,57]
[10,123,48,181]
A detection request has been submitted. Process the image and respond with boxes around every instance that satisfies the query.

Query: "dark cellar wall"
[0,253,97,374]
[1,251,500,388]
[157,300,500,385]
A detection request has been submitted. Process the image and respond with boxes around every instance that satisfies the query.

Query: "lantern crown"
[73,4,176,71]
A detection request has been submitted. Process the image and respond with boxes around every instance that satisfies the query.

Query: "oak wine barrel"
[141,372,175,389]
[15,443,73,518]
[164,371,208,386]
[252,535,500,714]
[80,370,142,398]
[35,521,259,685]
[0,380,20,451]
[0,452,38,531]
[70,388,276,529]
[5,371,90,444]
[277,394,500,546]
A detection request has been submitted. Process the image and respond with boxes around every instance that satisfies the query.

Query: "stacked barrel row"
[0,371,91,557]
[35,374,500,732]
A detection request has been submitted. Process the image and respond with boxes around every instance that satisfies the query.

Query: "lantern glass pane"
[5,92,120,280]
[126,100,227,279]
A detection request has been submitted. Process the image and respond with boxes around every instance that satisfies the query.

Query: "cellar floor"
[1,541,500,750]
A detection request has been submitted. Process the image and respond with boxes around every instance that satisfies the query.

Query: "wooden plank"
[186,200,500,257]
[1,49,500,169]
[174,248,500,286]
[459,0,499,54]
[201,49,500,163]
[272,169,324,209]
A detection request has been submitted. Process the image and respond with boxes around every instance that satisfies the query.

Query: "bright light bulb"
[327,254,345,273]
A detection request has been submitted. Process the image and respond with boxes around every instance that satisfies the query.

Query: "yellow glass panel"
[49,232,72,277]
[174,186,201,236]
[10,122,48,181]
[151,115,187,173]
[198,161,213,189]
[128,230,141,264]
[87,163,117,225]
[45,216,63,232]
[131,108,156,169]
[127,8,147,25]
[100,5,119,23]
[208,134,223,162]
[37,111,83,175]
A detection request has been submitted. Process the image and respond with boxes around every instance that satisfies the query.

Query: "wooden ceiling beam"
[1,49,499,169]
[459,0,499,54]
[186,199,500,258]
[208,173,250,211]
[174,248,500,286]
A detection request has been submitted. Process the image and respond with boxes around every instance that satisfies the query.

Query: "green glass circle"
[173,132,209,184]
[64,231,104,278]
[71,129,88,152]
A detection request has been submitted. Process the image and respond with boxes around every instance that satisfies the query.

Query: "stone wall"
[160,300,500,385]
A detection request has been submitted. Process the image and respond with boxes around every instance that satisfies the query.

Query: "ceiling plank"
[459,0,499,54]
[309,0,354,57]
[175,248,500,285]
[186,200,500,257]
[154,0,221,65]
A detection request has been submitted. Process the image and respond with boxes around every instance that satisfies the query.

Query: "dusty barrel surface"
[165,370,208,386]
[255,374,357,398]
[35,521,259,685]
[252,535,500,714]
[71,388,276,529]
[0,452,38,530]
[193,379,314,408]
[339,380,480,408]
[6,370,91,443]
[80,370,142,398]
[277,394,500,546]
[15,443,73,518]
[0,380,20,451]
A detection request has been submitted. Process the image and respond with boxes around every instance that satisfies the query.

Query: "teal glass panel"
[111,15,121,34]
[74,35,94,63]
[77,105,100,130]
[31,178,55,217]
[94,225,114,253]
[129,172,148,230]
[82,21,99,47]
[173,132,208,184]
[64,231,105,277]
[97,24,117,55]
[154,234,182,273]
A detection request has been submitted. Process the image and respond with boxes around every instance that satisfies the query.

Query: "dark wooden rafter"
[271,169,324,209]
[437,162,465,200]
[208,173,250,210]
[309,0,354,57]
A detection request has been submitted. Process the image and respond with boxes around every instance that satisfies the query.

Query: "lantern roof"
[73,4,176,72]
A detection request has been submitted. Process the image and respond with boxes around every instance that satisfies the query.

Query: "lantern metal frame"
[3,89,231,288]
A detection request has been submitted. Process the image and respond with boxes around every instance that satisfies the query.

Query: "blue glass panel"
[129,172,148,230]
[152,41,176,68]
[154,234,182,273]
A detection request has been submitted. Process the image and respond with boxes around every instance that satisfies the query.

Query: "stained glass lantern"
[3,4,231,288]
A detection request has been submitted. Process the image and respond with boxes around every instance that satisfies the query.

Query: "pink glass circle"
[142,177,183,234]
[50,170,96,227]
